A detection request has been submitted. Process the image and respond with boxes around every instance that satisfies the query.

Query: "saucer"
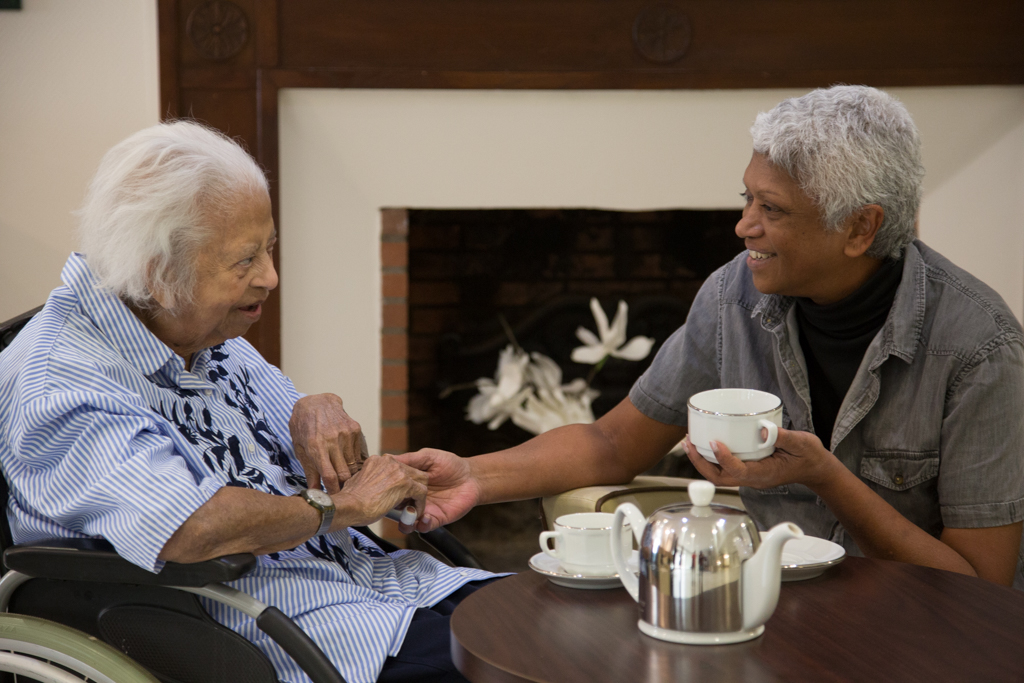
[527,553,626,590]
[781,536,846,581]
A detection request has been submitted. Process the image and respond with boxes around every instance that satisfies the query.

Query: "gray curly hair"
[750,85,924,260]
[77,121,268,311]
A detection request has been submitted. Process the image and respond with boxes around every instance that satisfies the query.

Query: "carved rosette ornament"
[632,3,692,64]
[187,0,249,61]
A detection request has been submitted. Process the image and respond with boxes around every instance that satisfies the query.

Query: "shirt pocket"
[859,451,939,492]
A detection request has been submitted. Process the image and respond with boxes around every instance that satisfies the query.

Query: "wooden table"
[451,557,1024,682]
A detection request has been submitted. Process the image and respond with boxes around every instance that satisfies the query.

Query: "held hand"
[333,454,428,529]
[684,427,841,491]
[289,394,368,494]
[392,448,480,532]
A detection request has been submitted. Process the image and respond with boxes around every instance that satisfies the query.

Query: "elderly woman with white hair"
[397,85,1024,588]
[0,121,498,683]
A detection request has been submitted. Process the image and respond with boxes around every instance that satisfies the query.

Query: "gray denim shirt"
[630,241,1024,586]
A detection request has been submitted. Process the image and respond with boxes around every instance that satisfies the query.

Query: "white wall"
[0,0,159,321]
[913,92,1024,298]
[278,87,1024,452]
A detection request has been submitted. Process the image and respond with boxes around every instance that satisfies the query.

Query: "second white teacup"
[539,512,630,576]
[688,388,783,463]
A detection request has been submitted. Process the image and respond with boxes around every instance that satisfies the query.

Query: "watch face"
[307,488,333,506]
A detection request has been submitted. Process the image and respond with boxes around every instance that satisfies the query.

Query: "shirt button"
[204,389,213,397]
[248,443,255,453]
[893,473,905,486]
[460,571,468,577]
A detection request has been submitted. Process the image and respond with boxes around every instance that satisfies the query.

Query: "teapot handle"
[612,503,646,601]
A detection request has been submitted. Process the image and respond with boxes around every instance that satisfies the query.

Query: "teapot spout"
[741,522,803,631]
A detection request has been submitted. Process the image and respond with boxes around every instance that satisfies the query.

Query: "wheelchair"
[0,612,159,682]
[0,307,484,683]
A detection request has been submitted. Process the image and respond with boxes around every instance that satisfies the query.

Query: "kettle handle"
[611,503,646,601]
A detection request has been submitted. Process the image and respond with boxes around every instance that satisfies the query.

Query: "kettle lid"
[688,480,716,507]
[648,480,759,554]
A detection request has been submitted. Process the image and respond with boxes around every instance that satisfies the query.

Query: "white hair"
[750,85,924,260]
[77,121,268,310]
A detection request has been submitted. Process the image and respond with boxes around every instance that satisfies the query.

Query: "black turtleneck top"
[794,258,904,448]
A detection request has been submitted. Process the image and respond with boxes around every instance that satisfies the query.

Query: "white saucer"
[527,552,627,590]
[781,536,846,581]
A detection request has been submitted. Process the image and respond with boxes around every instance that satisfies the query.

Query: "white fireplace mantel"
[279,87,1024,453]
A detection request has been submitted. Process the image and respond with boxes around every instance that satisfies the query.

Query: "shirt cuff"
[941,497,1024,528]
[629,381,687,427]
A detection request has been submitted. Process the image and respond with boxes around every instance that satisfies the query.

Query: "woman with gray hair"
[398,85,1024,589]
[0,120,499,683]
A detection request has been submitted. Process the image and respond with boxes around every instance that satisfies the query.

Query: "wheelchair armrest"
[3,538,257,587]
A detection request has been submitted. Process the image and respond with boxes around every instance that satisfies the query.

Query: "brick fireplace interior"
[380,206,744,571]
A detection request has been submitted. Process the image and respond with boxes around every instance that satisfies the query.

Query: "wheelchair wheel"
[0,613,158,683]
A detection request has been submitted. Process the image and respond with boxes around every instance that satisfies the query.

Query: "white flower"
[466,299,657,436]
[466,345,532,429]
[570,298,655,365]
[510,353,599,435]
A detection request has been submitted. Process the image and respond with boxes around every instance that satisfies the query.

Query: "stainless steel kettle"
[611,480,802,644]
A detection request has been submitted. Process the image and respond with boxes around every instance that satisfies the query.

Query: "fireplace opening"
[381,207,744,571]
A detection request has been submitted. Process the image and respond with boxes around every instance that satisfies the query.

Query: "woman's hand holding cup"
[687,388,783,462]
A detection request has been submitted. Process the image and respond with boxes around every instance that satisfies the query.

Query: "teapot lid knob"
[688,480,715,507]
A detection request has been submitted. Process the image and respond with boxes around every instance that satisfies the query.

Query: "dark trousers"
[376,577,506,683]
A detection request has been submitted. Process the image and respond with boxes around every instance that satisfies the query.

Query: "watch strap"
[313,502,335,537]
[297,489,336,537]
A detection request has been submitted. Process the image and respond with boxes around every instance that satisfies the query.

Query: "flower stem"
[586,356,608,384]
[498,313,524,353]
[438,381,480,399]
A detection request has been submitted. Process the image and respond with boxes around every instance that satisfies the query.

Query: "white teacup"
[688,388,783,463]
[539,512,630,576]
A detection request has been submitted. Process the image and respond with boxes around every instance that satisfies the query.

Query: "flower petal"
[495,350,528,397]
[527,353,563,390]
[606,300,629,349]
[612,335,655,361]
[467,392,495,423]
[487,413,510,430]
[561,378,589,394]
[574,327,601,347]
[571,344,608,365]
[590,298,611,342]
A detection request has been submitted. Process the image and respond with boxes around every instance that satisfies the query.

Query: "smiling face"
[736,153,882,304]
[143,189,278,366]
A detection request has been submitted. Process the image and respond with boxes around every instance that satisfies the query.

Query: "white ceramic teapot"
[611,480,803,644]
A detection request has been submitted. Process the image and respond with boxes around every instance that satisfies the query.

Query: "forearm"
[470,401,681,505]
[468,425,627,505]
[812,461,976,576]
[159,487,321,563]
[160,454,428,563]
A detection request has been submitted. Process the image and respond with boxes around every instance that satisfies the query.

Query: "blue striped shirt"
[0,253,496,683]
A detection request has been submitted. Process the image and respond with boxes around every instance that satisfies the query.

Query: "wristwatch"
[296,488,336,537]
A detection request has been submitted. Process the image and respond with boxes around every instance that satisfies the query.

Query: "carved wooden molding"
[186,1,249,62]
[632,3,691,64]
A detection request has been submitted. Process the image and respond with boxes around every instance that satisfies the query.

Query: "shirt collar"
[883,241,926,364]
[751,242,925,363]
[61,252,178,377]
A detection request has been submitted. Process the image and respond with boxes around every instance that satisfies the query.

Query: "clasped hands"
[289,394,429,530]
[289,394,478,532]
